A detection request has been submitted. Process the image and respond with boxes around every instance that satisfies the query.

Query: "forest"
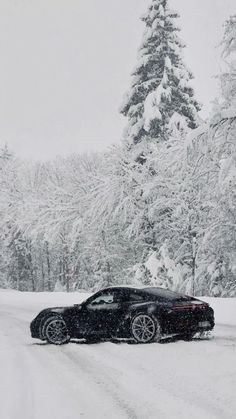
[0,1,235,296]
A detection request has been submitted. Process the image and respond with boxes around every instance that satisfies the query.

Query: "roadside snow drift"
[0,290,235,419]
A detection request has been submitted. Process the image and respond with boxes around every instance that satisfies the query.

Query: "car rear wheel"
[182,332,196,341]
[131,313,161,343]
[43,316,70,345]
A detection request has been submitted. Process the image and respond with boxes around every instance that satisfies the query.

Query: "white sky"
[0,0,235,161]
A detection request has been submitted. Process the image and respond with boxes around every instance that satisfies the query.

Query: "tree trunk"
[45,242,52,291]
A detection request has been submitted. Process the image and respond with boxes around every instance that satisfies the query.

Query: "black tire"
[42,316,70,345]
[131,313,161,343]
[181,332,196,341]
[85,336,101,343]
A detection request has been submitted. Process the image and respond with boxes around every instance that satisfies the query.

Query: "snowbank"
[203,297,236,327]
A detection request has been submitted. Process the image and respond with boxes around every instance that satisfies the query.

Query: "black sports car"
[30,286,214,345]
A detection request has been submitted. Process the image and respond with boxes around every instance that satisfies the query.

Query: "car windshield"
[142,287,190,301]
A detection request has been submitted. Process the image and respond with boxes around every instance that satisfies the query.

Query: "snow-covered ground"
[0,290,235,419]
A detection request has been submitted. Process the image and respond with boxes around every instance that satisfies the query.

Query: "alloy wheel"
[45,318,70,345]
[131,314,159,343]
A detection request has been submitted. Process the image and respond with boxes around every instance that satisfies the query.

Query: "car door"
[77,290,123,337]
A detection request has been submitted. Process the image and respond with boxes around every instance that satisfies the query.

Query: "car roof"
[100,286,187,301]
[101,285,142,292]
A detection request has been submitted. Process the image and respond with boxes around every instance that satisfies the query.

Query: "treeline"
[0,2,235,295]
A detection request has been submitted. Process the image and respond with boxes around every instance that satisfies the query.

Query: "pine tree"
[120,0,200,146]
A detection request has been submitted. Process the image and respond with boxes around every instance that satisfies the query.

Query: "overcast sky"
[0,0,235,161]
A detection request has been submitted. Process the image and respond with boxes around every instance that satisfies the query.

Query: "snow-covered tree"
[199,15,236,296]
[200,117,236,296]
[0,144,13,165]
[120,0,200,148]
[220,15,236,110]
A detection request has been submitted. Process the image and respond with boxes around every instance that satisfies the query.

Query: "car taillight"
[172,303,208,309]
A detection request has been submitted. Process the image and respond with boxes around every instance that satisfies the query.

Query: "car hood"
[39,304,81,315]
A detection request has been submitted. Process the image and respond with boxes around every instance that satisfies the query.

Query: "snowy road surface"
[0,291,236,419]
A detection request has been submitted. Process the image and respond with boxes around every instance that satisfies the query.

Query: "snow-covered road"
[0,291,236,419]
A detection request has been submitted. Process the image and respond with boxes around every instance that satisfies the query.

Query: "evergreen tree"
[120,0,200,146]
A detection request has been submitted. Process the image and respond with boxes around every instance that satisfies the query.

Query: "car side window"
[113,290,127,303]
[89,293,114,305]
[129,292,146,302]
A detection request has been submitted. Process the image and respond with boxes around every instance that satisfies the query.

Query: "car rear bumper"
[165,306,215,334]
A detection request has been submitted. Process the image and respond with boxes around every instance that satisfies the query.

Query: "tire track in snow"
[29,343,139,419]
[79,340,235,419]
[60,344,145,419]
[60,343,216,419]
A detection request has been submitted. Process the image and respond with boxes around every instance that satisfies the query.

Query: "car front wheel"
[131,313,161,343]
[43,316,70,345]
